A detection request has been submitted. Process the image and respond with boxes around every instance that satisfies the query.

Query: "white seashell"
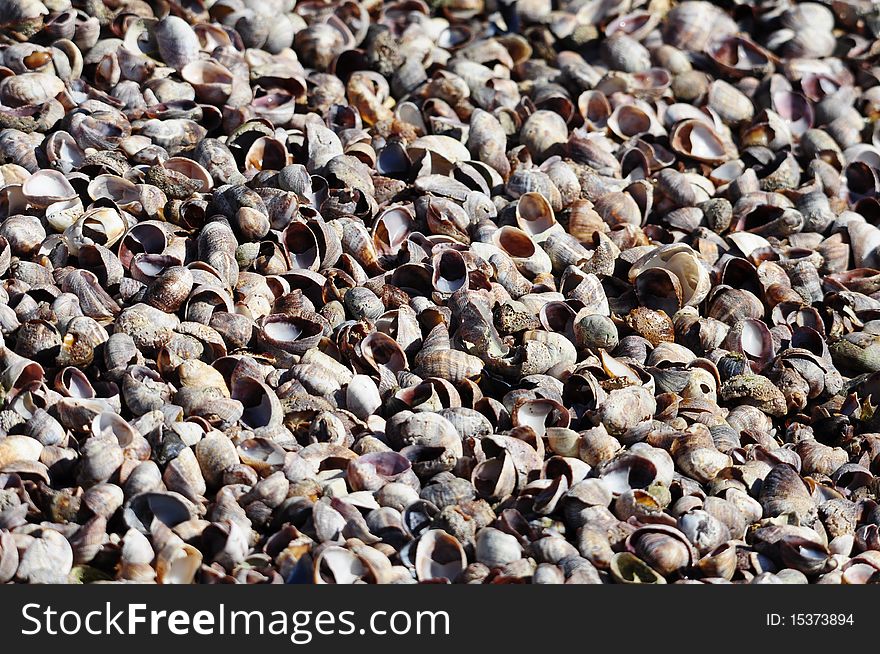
[22,169,77,208]
[628,243,711,306]
[346,374,382,421]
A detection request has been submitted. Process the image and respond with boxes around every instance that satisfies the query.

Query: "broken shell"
[415,529,467,582]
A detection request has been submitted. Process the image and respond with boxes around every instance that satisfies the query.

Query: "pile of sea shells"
[1,0,880,585]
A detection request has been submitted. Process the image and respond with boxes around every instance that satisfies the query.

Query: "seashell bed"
[0,0,880,584]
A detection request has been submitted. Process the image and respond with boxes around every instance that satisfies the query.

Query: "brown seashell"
[626,525,696,577]
[759,464,817,525]
[663,2,738,52]
[629,244,711,308]
[144,265,193,313]
[708,80,754,125]
[520,110,568,163]
[670,120,730,165]
[708,36,774,79]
